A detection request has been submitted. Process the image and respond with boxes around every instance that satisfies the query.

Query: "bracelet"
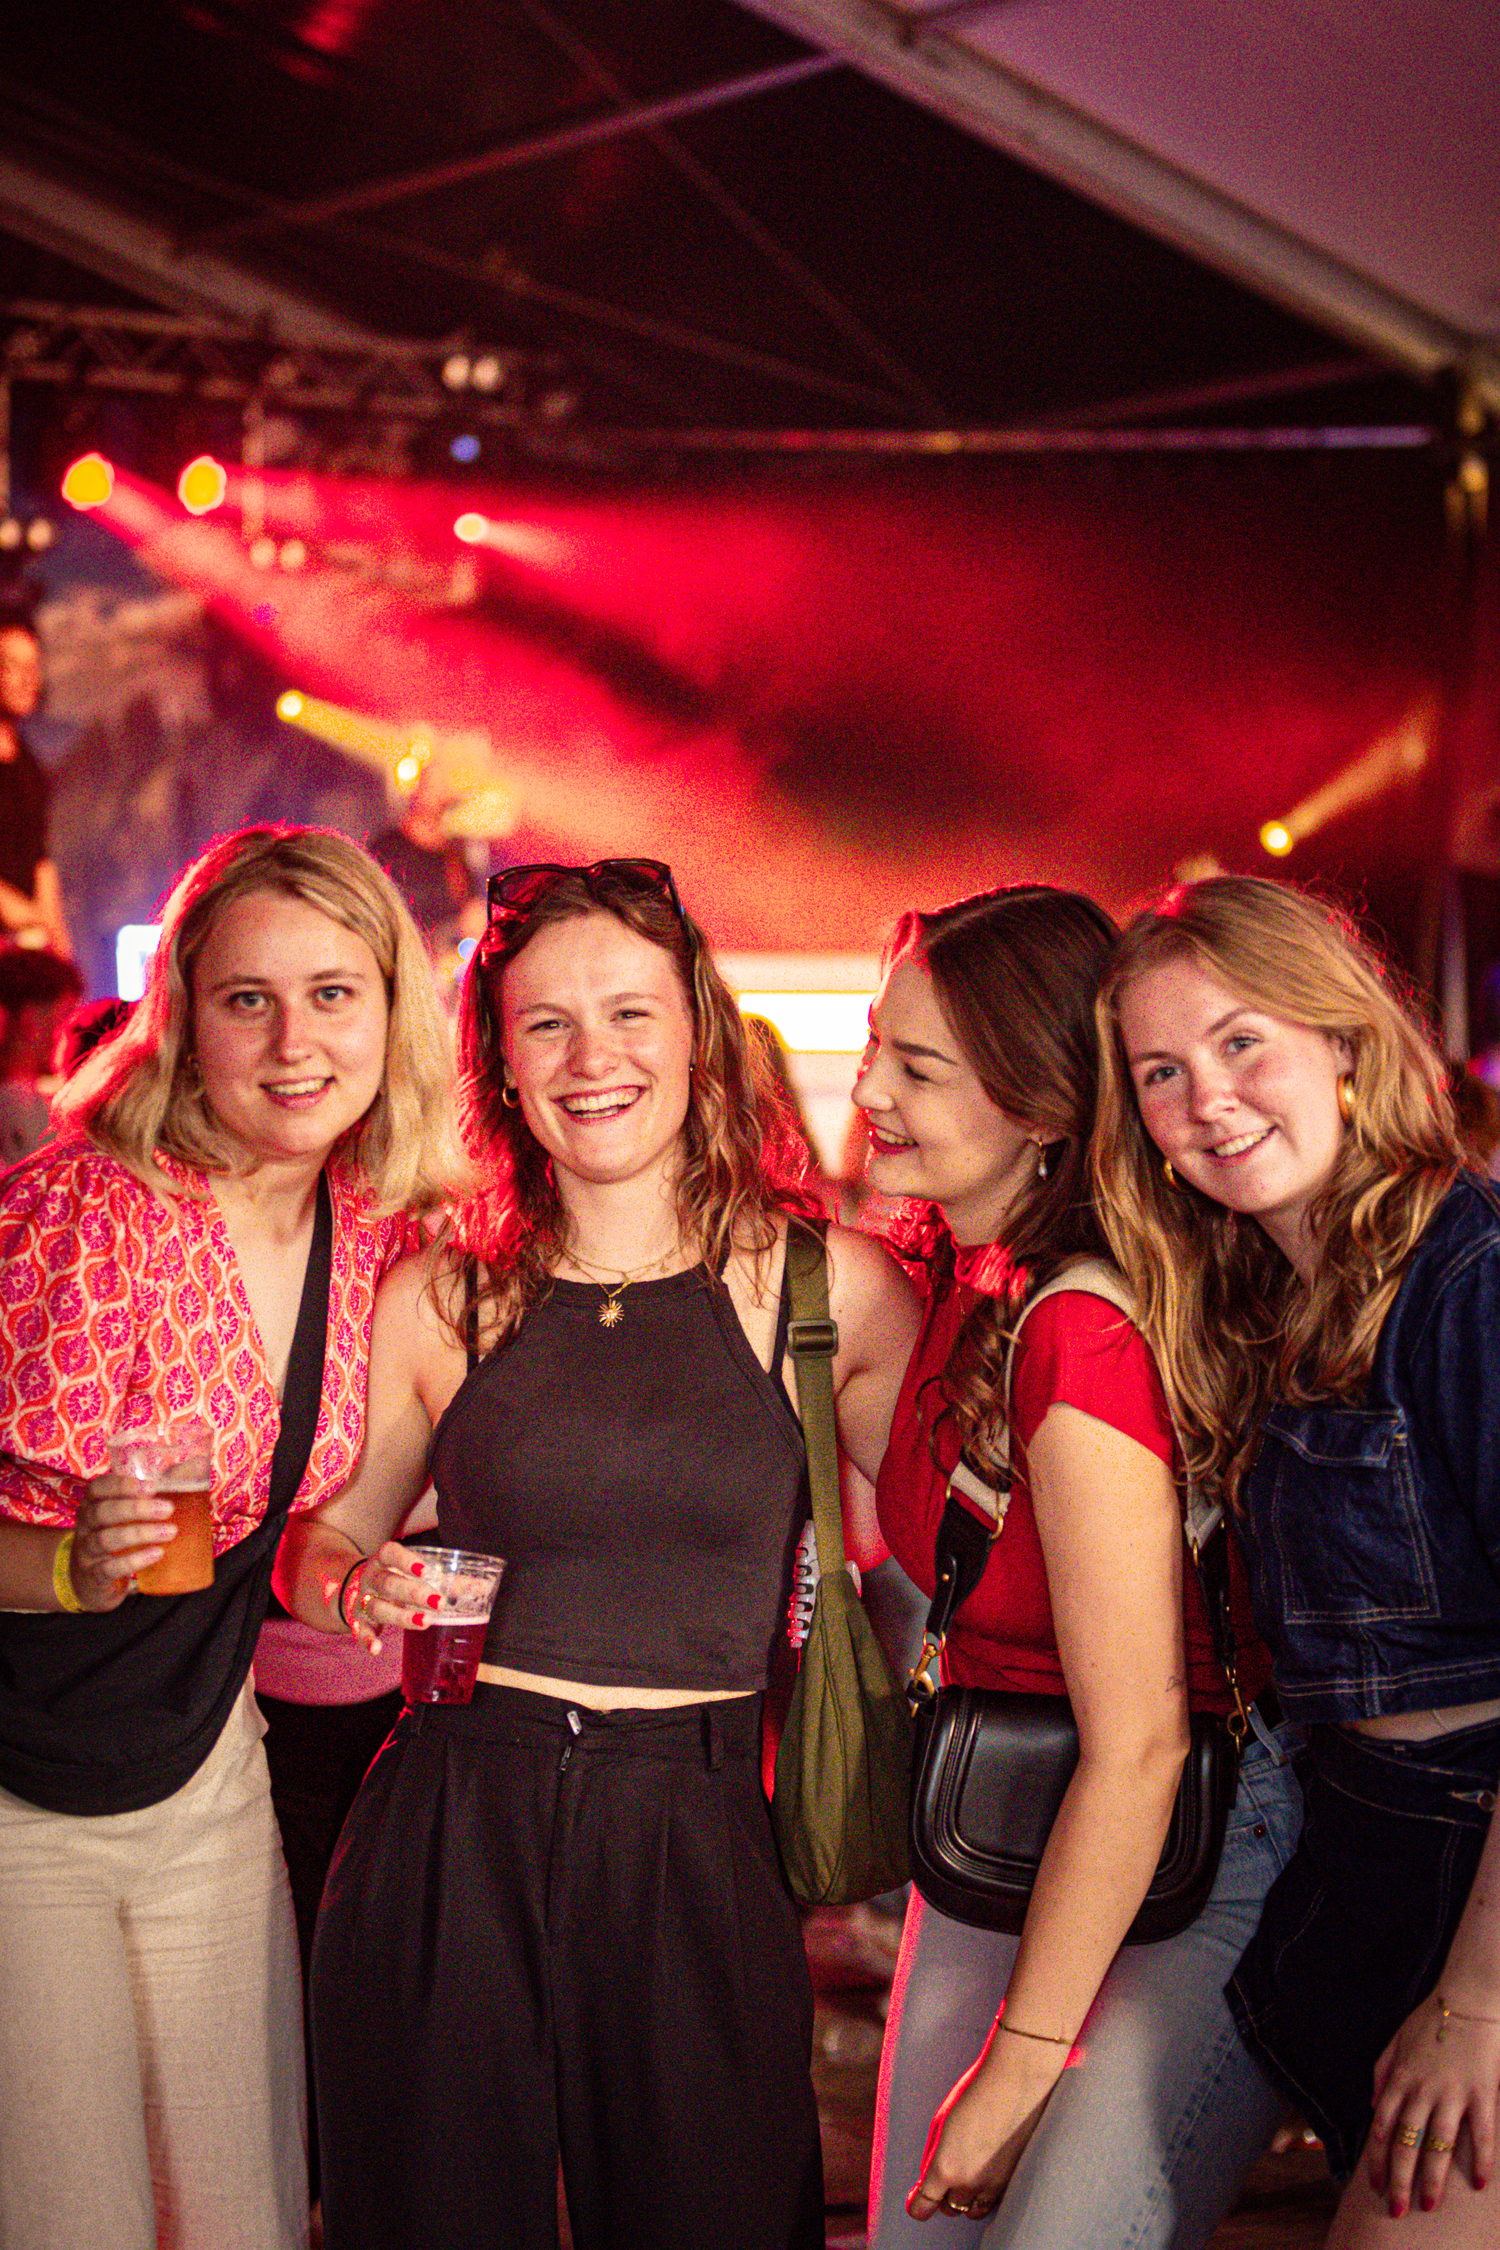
[336,1555,369,1633]
[53,1531,85,1614]
[998,2018,1074,2049]
[1436,1992,1500,2041]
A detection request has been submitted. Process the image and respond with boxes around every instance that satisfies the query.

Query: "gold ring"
[361,1589,376,1620]
[1426,2136,1455,2154]
[1396,2125,1424,2148]
[944,2200,974,2216]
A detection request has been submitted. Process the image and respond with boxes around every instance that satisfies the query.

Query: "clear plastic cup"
[401,1548,506,1705]
[106,1418,215,1595]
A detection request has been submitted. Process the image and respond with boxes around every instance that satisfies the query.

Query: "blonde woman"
[0,826,456,2250]
[1095,875,1500,2248]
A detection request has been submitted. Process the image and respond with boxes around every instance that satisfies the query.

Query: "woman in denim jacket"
[1093,874,1500,2248]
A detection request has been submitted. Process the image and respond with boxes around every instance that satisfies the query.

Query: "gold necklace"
[563,1244,684,1329]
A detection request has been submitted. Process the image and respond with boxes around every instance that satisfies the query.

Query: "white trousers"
[0,1681,307,2250]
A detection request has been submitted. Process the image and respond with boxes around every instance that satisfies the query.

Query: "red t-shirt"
[876,1279,1270,1714]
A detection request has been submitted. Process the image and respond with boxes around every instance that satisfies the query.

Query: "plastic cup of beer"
[401,1548,505,1705]
[106,1419,216,1595]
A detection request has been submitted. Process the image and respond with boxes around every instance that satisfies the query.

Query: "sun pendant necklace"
[565,1244,682,1329]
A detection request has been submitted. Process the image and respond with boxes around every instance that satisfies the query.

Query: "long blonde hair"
[450,864,823,1349]
[55,825,462,1214]
[1092,876,1461,1501]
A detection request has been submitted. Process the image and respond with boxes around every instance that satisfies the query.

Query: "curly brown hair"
[1092,875,1461,1504]
[879,885,1120,1479]
[447,863,824,1348]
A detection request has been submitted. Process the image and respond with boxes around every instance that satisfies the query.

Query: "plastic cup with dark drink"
[401,1548,506,1705]
[106,1419,216,1595]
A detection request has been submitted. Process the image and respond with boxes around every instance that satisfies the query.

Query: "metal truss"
[0,301,559,421]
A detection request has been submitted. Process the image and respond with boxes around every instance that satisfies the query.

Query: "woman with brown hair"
[862,884,1300,2247]
[0,825,457,2250]
[276,857,920,2250]
[1094,875,1500,2247]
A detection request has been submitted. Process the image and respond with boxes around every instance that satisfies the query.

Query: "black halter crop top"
[428,1261,807,1692]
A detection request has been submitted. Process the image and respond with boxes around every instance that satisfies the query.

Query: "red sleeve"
[1009,1291,1175,1469]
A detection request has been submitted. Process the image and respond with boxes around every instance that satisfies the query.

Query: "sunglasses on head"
[482,859,688,953]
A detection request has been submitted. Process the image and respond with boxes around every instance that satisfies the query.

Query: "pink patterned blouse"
[0,1136,409,1547]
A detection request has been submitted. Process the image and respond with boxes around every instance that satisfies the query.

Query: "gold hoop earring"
[1162,1157,1177,1189]
[500,1081,519,1109]
[1336,1073,1356,1128]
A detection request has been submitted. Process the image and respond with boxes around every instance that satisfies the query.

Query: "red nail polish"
[1391,2200,1407,2220]
[411,1562,424,1577]
[1421,2195,1435,2213]
[428,1592,441,1608]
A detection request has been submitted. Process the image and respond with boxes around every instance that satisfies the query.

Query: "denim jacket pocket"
[1256,1403,1439,1628]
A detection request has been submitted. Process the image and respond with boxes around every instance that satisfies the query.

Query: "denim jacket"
[1239,1171,1500,1722]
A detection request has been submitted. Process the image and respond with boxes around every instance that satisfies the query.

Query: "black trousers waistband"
[402,1683,762,1767]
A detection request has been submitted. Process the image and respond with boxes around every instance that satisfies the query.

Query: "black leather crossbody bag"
[905,1258,1248,1941]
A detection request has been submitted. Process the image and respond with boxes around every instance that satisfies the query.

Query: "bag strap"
[784,1219,846,1580]
[263,1170,334,1526]
[907,1254,1248,1737]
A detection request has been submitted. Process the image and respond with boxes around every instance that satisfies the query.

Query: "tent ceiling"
[743,1,1500,411]
[0,0,1463,450]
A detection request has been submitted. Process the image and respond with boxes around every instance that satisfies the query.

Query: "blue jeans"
[869,1726,1303,2250]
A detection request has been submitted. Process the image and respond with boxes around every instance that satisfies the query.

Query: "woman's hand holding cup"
[345,1541,434,1654]
[69,1473,179,1609]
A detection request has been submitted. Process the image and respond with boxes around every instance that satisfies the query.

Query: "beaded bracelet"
[53,1531,85,1614]
[336,1554,369,1633]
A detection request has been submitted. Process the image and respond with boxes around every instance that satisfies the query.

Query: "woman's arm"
[908,1399,1189,2223]
[825,1225,922,1485]
[273,1248,457,1652]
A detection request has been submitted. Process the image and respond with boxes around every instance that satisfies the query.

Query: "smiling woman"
[275,856,923,2250]
[1093,877,1500,2249]
[0,826,459,2250]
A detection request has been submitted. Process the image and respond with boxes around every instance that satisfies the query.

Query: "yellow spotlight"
[61,453,115,509]
[279,539,308,571]
[177,455,228,515]
[276,690,305,722]
[1258,708,1432,859]
[249,534,278,568]
[454,512,488,544]
[394,752,423,791]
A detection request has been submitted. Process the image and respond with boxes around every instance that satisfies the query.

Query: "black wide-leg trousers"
[311,1684,824,2250]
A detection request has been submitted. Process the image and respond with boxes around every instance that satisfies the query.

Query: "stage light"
[394,751,423,790]
[470,355,502,393]
[454,512,488,544]
[277,690,305,721]
[249,535,278,568]
[442,354,471,391]
[279,539,308,570]
[1259,708,1431,858]
[449,433,481,464]
[62,453,115,509]
[0,519,21,550]
[177,455,228,515]
[25,518,55,551]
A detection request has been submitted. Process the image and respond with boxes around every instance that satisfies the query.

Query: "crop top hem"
[484,1642,765,1694]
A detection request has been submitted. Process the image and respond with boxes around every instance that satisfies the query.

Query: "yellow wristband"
[53,1531,85,1613]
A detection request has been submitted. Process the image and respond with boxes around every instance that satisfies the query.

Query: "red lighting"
[61,453,115,510]
[177,455,228,515]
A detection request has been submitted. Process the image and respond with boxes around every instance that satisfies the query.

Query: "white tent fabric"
[742,0,1500,410]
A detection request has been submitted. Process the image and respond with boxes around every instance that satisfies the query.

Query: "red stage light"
[177,455,228,515]
[61,454,115,510]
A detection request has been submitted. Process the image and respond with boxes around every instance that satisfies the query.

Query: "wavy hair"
[1092,875,1461,1502]
[54,824,462,1214]
[449,864,824,1347]
[879,885,1119,1478]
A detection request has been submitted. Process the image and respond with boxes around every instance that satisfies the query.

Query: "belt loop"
[703,1704,723,1770]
